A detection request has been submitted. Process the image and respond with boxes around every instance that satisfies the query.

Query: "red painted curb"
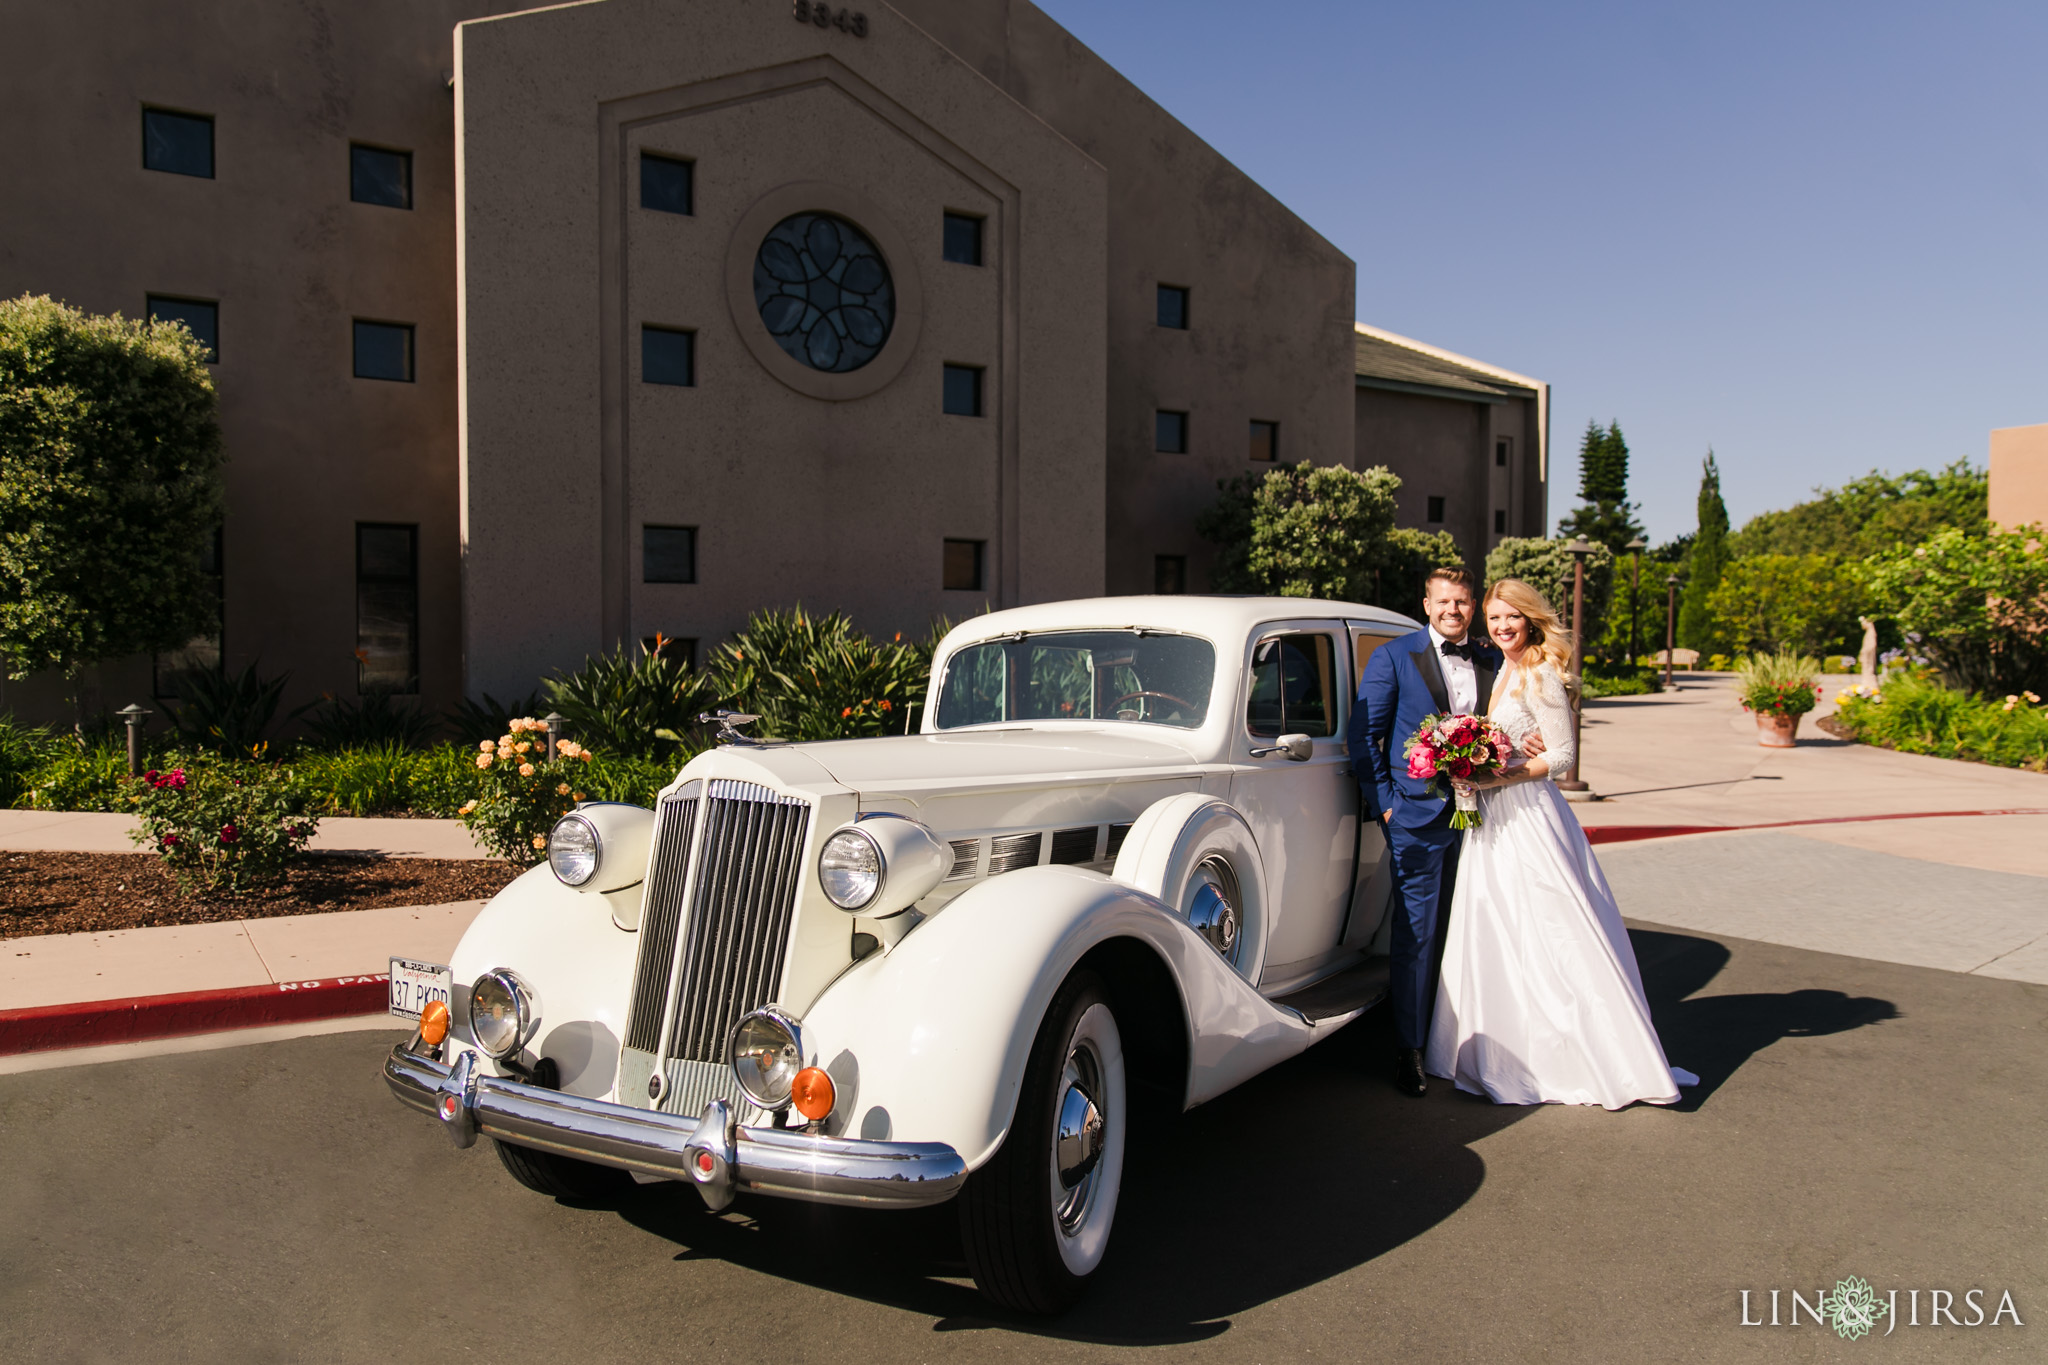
[1581,806,2048,846]
[0,974,393,1057]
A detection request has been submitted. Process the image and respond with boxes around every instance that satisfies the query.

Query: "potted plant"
[1736,649,1823,747]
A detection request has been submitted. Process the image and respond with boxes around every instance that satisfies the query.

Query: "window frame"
[639,152,695,216]
[147,294,219,363]
[349,142,413,209]
[352,319,415,382]
[943,538,985,592]
[1249,419,1279,463]
[142,107,214,179]
[641,325,696,387]
[942,363,984,417]
[355,522,419,695]
[1156,284,1190,330]
[642,524,698,584]
[1426,495,1446,524]
[1154,554,1187,595]
[942,211,984,266]
[1155,409,1189,454]
[1244,628,1344,740]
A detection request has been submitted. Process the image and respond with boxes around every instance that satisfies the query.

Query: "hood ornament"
[699,710,764,747]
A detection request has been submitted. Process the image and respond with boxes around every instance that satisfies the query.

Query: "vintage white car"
[384,595,1419,1312]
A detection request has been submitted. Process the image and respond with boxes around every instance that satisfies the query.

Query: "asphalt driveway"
[2,916,2041,1363]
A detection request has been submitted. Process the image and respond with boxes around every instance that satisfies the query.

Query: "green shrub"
[579,751,679,807]
[1706,553,1864,657]
[167,661,299,756]
[544,639,717,760]
[0,714,52,808]
[1581,663,1660,698]
[1735,650,1823,715]
[1832,671,2048,771]
[449,691,545,749]
[129,755,319,894]
[1485,537,1616,645]
[708,608,930,740]
[300,692,441,749]
[19,737,133,810]
[1864,525,2048,697]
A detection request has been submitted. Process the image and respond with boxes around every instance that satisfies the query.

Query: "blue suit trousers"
[1386,811,1461,1051]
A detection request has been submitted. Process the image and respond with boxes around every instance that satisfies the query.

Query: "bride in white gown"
[1424,577,1698,1110]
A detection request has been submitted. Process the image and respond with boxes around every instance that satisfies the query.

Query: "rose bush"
[456,718,594,864]
[1864,526,2048,696]
[127,754,319,894]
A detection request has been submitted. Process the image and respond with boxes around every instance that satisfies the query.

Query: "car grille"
[620,778,812,1104]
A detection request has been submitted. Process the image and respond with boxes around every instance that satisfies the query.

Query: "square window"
[640,153,693,215]
[1494,509,1507,533]
[1157,285,1189,330]
[943,212,983,265]
[1249,420,1279,463]
[143,109,213,178]
[643,326,695,386]
[1155,555,1187,595]
[356,523,418,694]
[643,525,697,584]
[1495,438,1511,468]
[943,539,985,592]
[1155,409,1188,453]
[943,364,983,417]
[148,296,218,362]
[1426,496,1445,523]
[350,144,412,208]
[353,321,414,382]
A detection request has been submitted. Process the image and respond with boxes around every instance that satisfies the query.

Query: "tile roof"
[1353,328,1539,400]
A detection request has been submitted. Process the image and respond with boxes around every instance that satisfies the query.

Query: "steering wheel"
[1115,689,1196,720]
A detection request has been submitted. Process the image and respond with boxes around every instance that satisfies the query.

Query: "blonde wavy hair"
[1483,577,1577,697]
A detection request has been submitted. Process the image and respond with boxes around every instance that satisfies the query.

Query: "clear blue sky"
[1035,0,2047,543]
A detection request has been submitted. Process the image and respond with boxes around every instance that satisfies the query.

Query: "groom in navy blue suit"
[1347,566,1531,1097]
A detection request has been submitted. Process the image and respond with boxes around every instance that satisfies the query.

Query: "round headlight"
[468,968,540,1060]
[818,828,883,910]
[729,1007,805,1110]
[547,813,599,887]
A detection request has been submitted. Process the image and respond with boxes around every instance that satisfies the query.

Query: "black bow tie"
[1440,639,1475,661]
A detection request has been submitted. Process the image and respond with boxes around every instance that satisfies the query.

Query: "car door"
[1228,621,1359,994]
[1341,623,1405,953]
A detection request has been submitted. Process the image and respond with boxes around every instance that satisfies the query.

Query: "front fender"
[448,864,641,1099]
[799,865,1320,1171]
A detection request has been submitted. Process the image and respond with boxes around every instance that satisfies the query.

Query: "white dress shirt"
[1427,624,1479,715]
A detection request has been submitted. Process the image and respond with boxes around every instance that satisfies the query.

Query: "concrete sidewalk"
[0,809,489,859]
[0,899,486,1011]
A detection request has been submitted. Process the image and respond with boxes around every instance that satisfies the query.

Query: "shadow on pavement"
[604,932,1896,1342]
[1630,927,1899,1109]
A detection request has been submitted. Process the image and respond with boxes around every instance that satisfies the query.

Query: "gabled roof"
[1352,323,1542,403]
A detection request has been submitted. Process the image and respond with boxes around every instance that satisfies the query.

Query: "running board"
[1271,956,1391,1024]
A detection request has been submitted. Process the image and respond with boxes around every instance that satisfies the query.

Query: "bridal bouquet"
[1403,712,1514,829]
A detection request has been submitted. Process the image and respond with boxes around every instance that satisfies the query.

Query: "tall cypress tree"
[1559,419,1645,552]
[1677,450,1729,651]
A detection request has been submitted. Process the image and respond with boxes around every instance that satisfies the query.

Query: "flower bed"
[1828,672,2048,772]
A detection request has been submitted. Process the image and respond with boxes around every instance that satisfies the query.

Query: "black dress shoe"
[1394,1047,1428,1098]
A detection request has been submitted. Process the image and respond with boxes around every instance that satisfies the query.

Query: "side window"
[1246,633,1338,738]
[1352,630,1397,681]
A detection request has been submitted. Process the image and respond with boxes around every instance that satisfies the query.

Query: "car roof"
[934,595,1421,655]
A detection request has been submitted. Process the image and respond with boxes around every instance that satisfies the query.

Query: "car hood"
[793,726,1205,797]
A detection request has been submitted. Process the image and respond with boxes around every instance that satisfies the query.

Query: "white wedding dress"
[1424,660,1698,1109]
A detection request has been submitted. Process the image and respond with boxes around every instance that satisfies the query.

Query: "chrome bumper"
[383,1040,966,1210]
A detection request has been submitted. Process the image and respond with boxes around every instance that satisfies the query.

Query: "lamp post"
[1626,536,1648,665]
[1663,573,1681,689]
[117,703,151,777]
[1557,538,1595,794]
[543,712,565,763]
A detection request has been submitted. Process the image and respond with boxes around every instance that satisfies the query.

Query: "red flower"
[219,824,239,844]
[160,834,180,848]
[1449,757,1474,779]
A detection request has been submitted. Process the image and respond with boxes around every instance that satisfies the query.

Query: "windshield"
[935,630,1215,730]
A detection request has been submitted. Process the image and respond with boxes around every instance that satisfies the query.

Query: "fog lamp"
[729,1007,805,1110]
[791,1066,836,1123]
[468,968,540,1060]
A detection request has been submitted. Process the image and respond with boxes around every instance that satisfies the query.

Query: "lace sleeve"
[1533,663,1575,775]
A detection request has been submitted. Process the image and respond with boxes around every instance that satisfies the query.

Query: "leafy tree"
[0,296,224,716]
[1483,536,1615,647]
[1557,420,1646,554]
[1677,451,1730,651]
[1730,461,1987,560]
[1197,461,1460,609]
[1706,554,1865,656]
[1864,525,2048,696]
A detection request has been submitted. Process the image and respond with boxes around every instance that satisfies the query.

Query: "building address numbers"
[793,1,867,37]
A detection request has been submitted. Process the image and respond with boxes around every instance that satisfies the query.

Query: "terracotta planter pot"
[1755,711,1803,747]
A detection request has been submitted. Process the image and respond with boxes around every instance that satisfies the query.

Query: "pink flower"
[1407,749,1437,779]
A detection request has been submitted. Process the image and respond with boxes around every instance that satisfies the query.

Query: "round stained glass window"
[752,213,896,373]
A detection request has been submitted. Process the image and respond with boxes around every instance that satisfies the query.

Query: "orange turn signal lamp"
[420,999,451,1047]
[791,1066,835,1122]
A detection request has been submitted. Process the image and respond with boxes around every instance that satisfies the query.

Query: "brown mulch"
[1816,713,1852,740]
[0,851,521,939]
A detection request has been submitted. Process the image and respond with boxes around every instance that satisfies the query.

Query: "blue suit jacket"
[1347,629,1501,830]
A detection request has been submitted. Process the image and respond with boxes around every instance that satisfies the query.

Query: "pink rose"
[1407,749,1437,779]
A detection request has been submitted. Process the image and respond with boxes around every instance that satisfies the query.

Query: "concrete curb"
[1582,806,2048,846]
[0,973,391,1056]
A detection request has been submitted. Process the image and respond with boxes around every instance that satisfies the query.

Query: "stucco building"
[0,0,1546,721]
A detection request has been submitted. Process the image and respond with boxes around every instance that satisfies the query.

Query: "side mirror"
[1249,733,1314,762]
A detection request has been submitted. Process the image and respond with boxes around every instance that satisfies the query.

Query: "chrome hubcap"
[1052,1044,1106,1233]
[1186,855,1241,962]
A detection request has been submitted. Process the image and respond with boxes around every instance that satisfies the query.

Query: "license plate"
[389,957,453,1022]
